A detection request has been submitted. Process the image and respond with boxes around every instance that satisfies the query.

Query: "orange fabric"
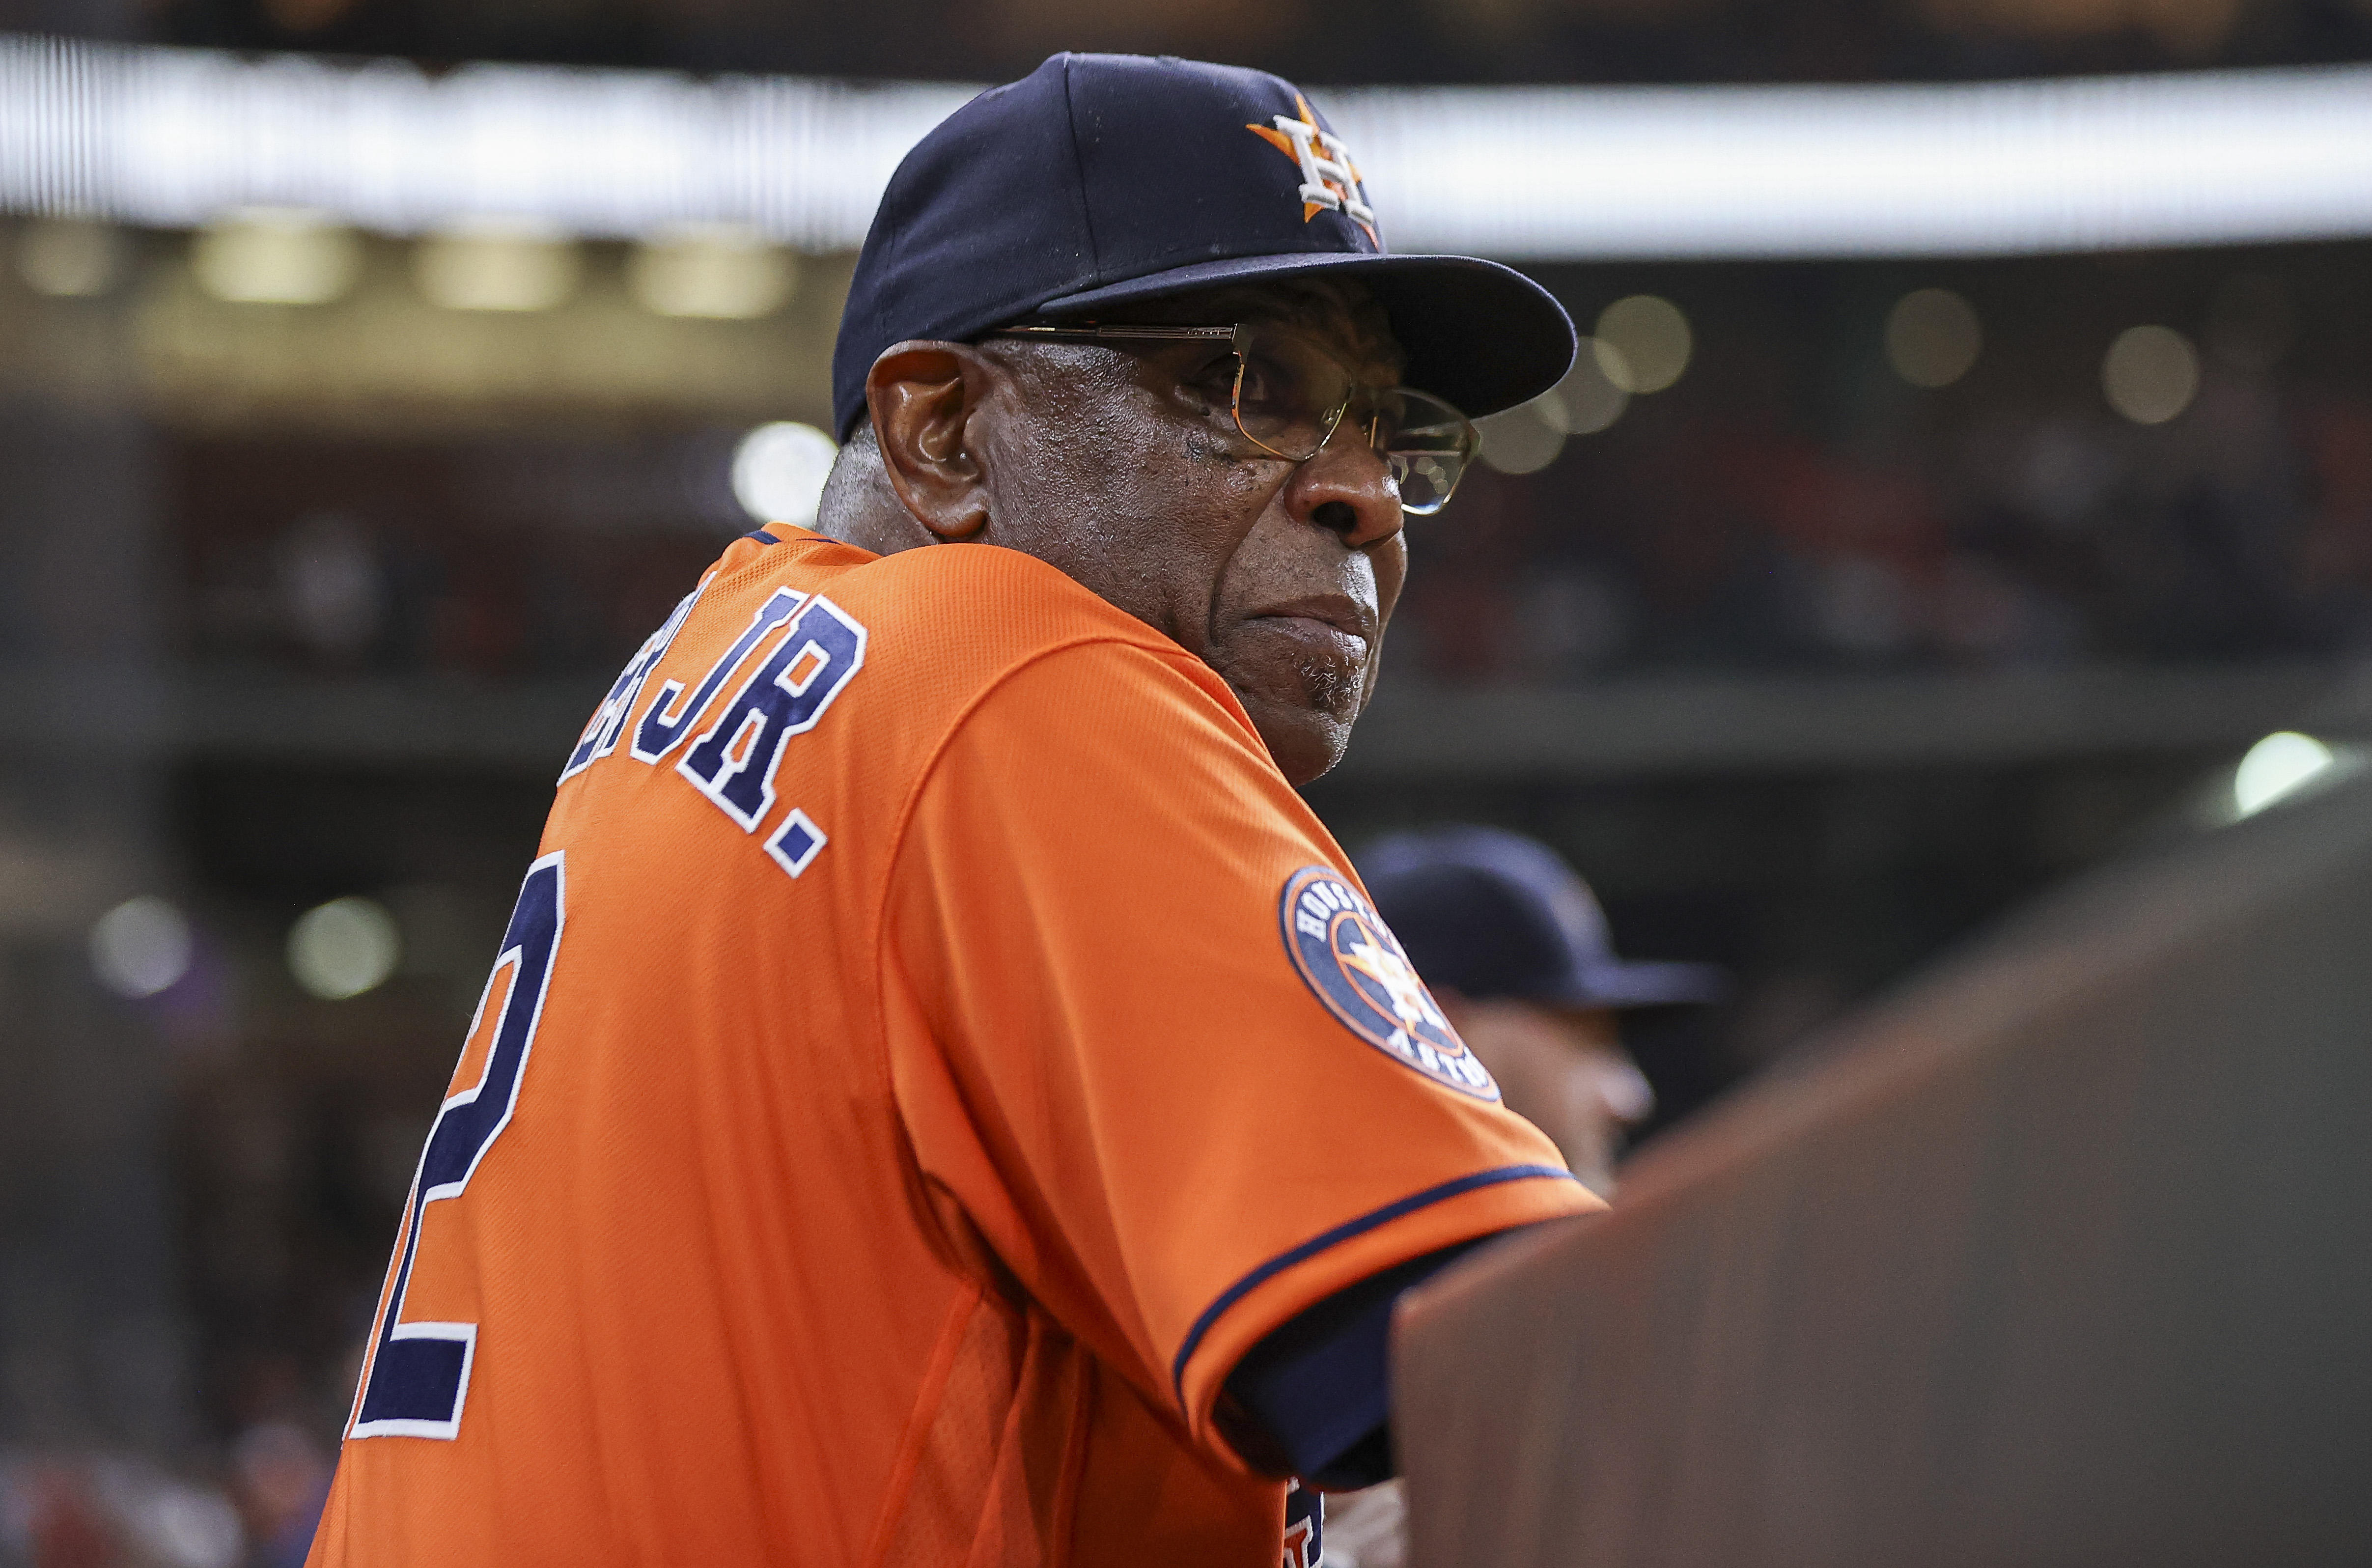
[308,526,1597,1568]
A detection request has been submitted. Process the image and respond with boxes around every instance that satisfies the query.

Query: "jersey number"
[349,853,565,1440]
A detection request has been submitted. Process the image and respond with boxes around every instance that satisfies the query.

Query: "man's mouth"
[1249,594,1376,652]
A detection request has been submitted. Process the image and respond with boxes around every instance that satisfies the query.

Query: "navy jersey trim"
[740,527,781,544]
[1170,1163,1578,1409]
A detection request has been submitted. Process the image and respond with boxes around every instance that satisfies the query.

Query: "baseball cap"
[831,53,1577,441]
[1360,826,1729,1011]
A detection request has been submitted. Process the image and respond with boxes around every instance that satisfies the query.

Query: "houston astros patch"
[1279,866,1499,1100]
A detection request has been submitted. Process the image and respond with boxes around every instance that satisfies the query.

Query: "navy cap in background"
[1361,826,1729,1012]
[831,53,1577,440]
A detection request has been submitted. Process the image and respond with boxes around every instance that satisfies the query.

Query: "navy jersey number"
[348,853,565,1440]
[1284,1480,1323,1568]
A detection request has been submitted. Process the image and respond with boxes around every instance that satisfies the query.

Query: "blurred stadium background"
[6,0,2372,1559]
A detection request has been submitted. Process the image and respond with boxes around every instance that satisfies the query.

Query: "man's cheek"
[1371,541,1408,622]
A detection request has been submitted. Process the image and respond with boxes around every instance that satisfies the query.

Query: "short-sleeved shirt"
[307,525,1596,1567]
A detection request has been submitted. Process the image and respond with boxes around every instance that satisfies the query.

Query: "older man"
[310,54,1591,1568]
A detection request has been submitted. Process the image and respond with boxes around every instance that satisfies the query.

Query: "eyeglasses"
[985,322,1479,515]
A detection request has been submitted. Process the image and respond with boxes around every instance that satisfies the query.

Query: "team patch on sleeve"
[1278,866,1499,1100]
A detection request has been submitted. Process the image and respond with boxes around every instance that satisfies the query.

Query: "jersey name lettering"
[569,580,868,882]
[678,595,867,830]
[559,582,705,784]
[632,588,807,763]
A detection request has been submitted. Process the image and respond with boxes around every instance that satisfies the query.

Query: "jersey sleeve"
[880,638,1599,1464]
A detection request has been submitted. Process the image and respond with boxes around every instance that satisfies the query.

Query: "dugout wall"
[1395,770,2372,1567]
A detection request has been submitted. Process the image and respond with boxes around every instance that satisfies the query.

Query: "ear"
[865,342,995,542]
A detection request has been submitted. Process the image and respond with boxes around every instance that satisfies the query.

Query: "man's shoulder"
[786,534,1189,682]
[681,529,1252,772]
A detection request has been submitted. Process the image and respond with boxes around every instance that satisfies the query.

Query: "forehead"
[1090,278,1404,382]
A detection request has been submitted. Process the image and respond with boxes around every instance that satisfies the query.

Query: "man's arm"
[884,638,1598,1468]
[1220,1237,1501,1487]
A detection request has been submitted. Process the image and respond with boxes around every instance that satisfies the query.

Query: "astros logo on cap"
[1246,95,1379,245]
[1279,866,1498,1099]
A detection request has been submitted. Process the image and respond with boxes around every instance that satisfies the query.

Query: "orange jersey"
[308,525,1597,1567]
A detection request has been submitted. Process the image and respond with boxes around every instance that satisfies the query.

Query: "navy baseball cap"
[1360,827,1729,1011]
[831,53,1577,441]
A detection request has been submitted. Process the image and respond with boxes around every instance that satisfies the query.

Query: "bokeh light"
[288,896,402,1001]
[89,896,195,1000]
[278,511,383,660]
[192,208,360,306]
[1885,288,1982,388]
[17,217,127,298]
[1593,296,1691,393]
[630,224,797,320]
[414,221,580,313]
[731,422,839,527]
[1555,338,1631,435]
[1477,395,1568,475]
[2101,325,2200,425]
[2232,730,2334,818]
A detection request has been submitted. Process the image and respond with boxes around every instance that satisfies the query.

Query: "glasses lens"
[1230,324,1355,461]
[1211,327,1476,512]
[1374,389,1478,515]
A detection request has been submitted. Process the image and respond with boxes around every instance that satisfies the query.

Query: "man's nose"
[1286,422,1404,549]
[1594,1055,1656,1126]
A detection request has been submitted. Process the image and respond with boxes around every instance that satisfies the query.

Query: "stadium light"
[90,895,195,999]
[2232,731,2336,819]
[288,896,401,1000]
[731,421,838,528]
[7,33,2372,260]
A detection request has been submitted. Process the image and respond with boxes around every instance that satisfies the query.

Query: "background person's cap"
[831,52,1577,441]
[1360,826,1730,1011]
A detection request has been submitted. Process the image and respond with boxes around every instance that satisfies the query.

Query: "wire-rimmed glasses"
[985,321,1479,515]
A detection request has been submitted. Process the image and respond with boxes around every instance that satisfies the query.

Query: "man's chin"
[1239,695,1357,787]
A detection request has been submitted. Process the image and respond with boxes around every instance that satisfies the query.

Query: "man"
[310,55,1593,1567]
[1316,828,1727,1568]
[1364,827,1728,1195]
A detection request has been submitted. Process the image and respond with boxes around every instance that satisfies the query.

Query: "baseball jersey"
[307,523,1598,1568]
